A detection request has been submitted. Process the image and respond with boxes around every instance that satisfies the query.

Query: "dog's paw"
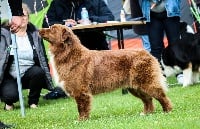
[78,116,89,121]
[182,84,190,88]
[182,80,193,87]
[140,112,146,116]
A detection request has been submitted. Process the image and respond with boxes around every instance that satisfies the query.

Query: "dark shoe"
[43,87,68,100]
[0,121,13,129]
[176,73,183,84]
[122,88,128,95]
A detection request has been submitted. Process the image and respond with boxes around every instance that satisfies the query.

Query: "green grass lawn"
[1,77,200,129]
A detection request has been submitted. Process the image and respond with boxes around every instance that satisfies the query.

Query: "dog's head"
[161,45,182,77]
[180,21,195,40]
[39,24,74,45]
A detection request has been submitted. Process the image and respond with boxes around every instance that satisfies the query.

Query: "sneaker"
[176,74,183,84]
[43,87,68,100]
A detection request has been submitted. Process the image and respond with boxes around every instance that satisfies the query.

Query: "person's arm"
[8,0,23,16]
[89,0,114,23]
[8,0,23,33]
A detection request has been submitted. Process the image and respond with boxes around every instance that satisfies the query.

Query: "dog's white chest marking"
[49,52,64,88]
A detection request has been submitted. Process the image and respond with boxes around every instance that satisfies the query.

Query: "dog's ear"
[61,28,71,44]
[62,28,68,41]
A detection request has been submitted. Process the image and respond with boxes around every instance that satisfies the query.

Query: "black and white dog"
[161,22,200,87]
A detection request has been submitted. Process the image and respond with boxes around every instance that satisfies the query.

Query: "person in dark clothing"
[141,0,181,61]
[8,0,24,33]
[0,4,54,110]
[42,0,114,50]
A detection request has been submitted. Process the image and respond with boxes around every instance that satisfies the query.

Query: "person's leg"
[164,16,182,84]
[164,16,180,44]
[0,76,18,110]
[141,35,151,52]
[147,12,165,61]
[21,66,47,106]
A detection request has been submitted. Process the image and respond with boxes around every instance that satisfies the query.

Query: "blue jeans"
[147,11,180,61]
[141,35,151,52]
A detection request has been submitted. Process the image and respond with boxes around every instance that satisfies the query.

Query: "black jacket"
[43,0,114,27]
[8,0,23,16]
[42,0,114,50]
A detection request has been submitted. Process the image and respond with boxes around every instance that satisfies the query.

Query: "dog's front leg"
[75,92,92,121]
[192,72,200,84]
[183,68,193,87]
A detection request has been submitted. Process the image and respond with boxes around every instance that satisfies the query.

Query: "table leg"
[117,29,121,49]
[117,29,125,49]
[119,29,124,49]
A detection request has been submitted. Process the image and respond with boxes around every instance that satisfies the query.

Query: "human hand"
[64,19,77,27]
[9,16,23,33]
[78,19,91,25]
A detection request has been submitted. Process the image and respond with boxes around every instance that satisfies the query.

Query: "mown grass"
[1,77,200,129]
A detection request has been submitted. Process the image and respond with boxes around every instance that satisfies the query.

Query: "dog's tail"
[160,75,168,92]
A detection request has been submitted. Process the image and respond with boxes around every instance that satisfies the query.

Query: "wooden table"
[71,21,145,49]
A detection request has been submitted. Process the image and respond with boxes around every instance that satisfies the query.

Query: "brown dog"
[39,24,172,120]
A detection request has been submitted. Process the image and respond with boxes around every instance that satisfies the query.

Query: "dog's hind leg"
[183,64,193,87]
[74,92,92,121]
[155,93,172,113]
[141,86,172,113]
[128,88,154,114]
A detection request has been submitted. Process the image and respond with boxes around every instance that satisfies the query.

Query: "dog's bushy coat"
[39,24,172,120]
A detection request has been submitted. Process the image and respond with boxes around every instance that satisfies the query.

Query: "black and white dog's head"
[161,42,183,77]
[179,21,195,40]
